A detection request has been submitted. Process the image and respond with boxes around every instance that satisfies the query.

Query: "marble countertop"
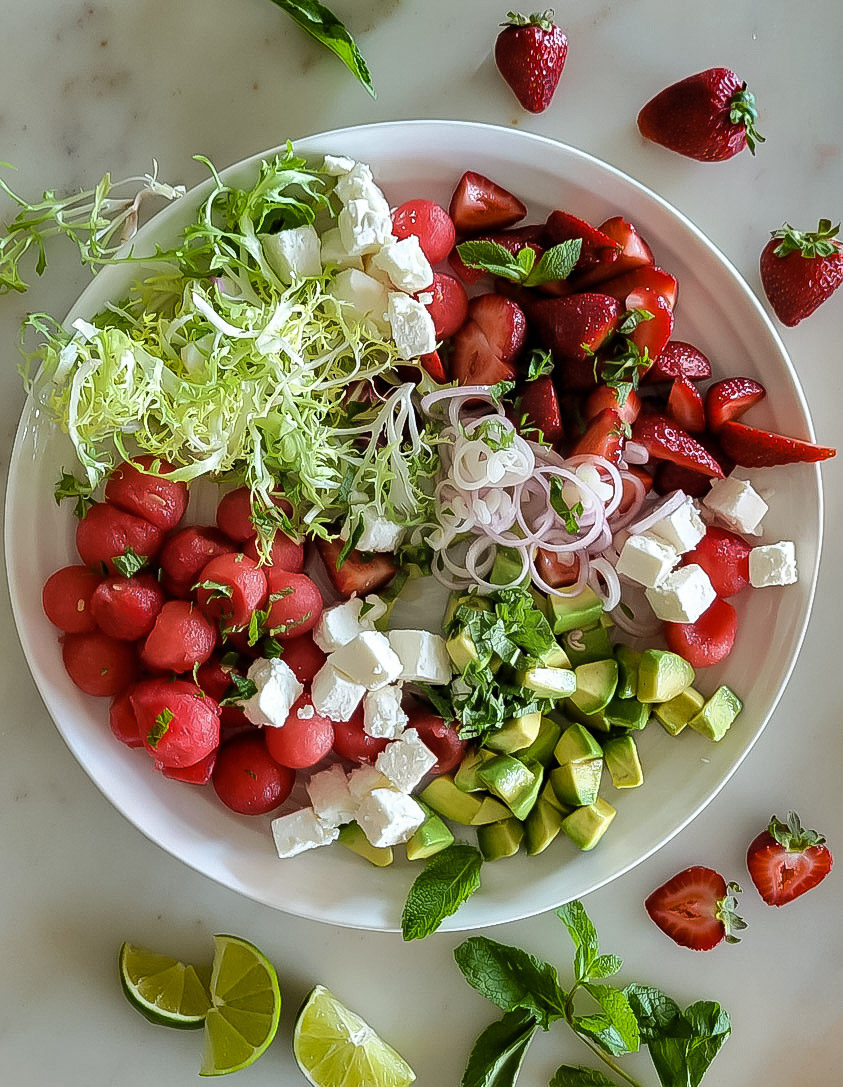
[1,2,841,1084]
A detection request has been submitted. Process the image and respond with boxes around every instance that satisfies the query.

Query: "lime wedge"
[293,985,415,1087]
[119,942,211,1030]
[199,934,281,1077]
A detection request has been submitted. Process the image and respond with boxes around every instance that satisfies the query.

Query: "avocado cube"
[569,658,619,715]
[550,758,603,807]
[419,774,483,825]
[484,711,543,754]
[536,642,572,669]
[470,795,513,825]
[337,822,394,867]
[547,586,604,634]
[454,747,496,792]
[554,722,604,765]
[637,649,695,703]
[477,816,524,861]
[614,644,642,699]
[561,622,614,666]
[603,735,644,788]
[653,687,706,736]
[445,628,482,672]
[525,798,565,855]
[519,717,563,766]
[489,547,528,587]
[563,699,612,733]
[604,694,650,731]
[540,778,574,816]
[477,755,541,820]
[561,798,617,850]
[405,805,455,861]
[518,665,577,699]
[688,685,743,742]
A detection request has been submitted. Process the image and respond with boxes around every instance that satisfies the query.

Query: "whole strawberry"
[637,67,763,161]
[746,812,833,907]
[495,10,568,114]
[760,219,843,326]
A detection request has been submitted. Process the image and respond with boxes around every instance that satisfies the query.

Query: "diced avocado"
[550,758,603,807]
[540,778,573,816]
[604,694,650,731]
[471,794,513,825]
[614,645,642,700]
[445,628,481,672]
[337,822,394,867]
[688,685,743,742]
[454,747,496,792]
[547,586,604,634]
[484,711,543,754]
[561,799,617,851]
[569,658,619,715]
[561,623,614,666]
[419,774,483,825]
[653,687,706,736]
[405,808,455,861]
[519,717,563,766]
[603,735,644,788]
[443,590,492,629]
[554,722,604,764]
[637,649,695,703]
[525,798,565,855]
[477,755,541,820]
[489,547,528,587]
[563,700,612,733]
[536,642,572,669]
[477,816,524,860]
[518,665,577,699]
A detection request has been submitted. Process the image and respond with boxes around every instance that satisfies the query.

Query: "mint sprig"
[456,238,582,288]
[265,0,375,98]
[53,469,94,519]
[401,843,482,940]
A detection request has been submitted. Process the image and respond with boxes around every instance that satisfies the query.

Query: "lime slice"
[293,985,415,1087]
[199,934,282,1077]
[119,942,211,1030]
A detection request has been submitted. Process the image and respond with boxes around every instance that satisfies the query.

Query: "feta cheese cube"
[329,630,403,691]
[322,153,356,176]
[369,236,434,294]
[338,198,393,256]
[375,727,438,793]
[616,534,680,588]
[647,496,707,554]
[703,476,768,535]
[334,163,391,213]
[310,661,366,722]
[644,563,716,623]
[387,629,452,685]
[386,292,437,360]
[328,268,389,333]
[347,763,391,800]
[306,764,357,827]
[319,226,364,271]
[356,513,404,553]
[271,808,339,858]
[262,224,321,283]
[363,685,408,739]
[749,541,798,587]
[241,657,303,728]
[355,788,426,847]
[313,597,369,654]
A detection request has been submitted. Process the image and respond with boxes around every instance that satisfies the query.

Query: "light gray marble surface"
[1,2,842,1084]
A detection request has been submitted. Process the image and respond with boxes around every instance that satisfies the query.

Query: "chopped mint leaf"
[401,843,482,940]
[112,546,149,578]
[220,672,258,707]
[549,478,583,533]
[146,707,174,749]
[53,470,94,519]
[193,579,234,600]
[617,307,653,335]
[525,348,554,381]
[489,379,517,404]
[336,519,364,569]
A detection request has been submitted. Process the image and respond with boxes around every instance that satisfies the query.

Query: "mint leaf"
[557,900,599,981]
[549,1067,617,1087]
[53,470,94,519]
[461,1009,539,1087]
[489,379,517,404]
[589,955,622,980]
[193,579,234,600]
[524,239,582,287]
[112,546,148,578]
[580,983,640,1055]
[456,239,523,280]
[219,672,258,707]
[265,0,376,98]
[624,985,680,1042]
[617,307,653,335]
[647,1000,731,1087]
[146,707,173,749]
[453,937,567,1029]
[402,843,482,940]
[549,478,583,534]
[525,348,554,381]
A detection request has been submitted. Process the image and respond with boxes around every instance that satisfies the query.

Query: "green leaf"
[146,707,173,749]
[219,672,258,707]
[549,1066,617,1087]
[516,246,537,276]
[557,900,599,981]
[589,954,623,980]
[453,937,567,1029]
[193,578,234,600]
[524,239,582,287]
[402,844,482,940]
[646,1000,731,1087]
[623,985,680,1043]
[489,379,517,404]
[456,240,523,280]
[581,983,640,1055]
[525,348,554,381]
[461,1009,539,1087]
[549,478,583,534]
[265,0,376,98]
[112,546,149,578]
[53,470,94,519]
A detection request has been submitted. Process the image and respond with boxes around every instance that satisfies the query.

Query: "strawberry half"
[449,171,527,234]
[545,210,621,275]
[516,374,563,444]
[632,412,724,477]
[597,265,679,311]
[316,539,397,598]
[718,420,836,467]
[530,293,622,362]
[569,408,625,464]
[574,215,654,288]
[759,219,843,326]
[667,376,706,433]
[494,10,568,114]
[645,339,711,383]
[705,376,766,431]
[637,67,764,161]
[625,286,674,360]
[448,294,526,387]
[747,812,833,907]
[645,865,746,950]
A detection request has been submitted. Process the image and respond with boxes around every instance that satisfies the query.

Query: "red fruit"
[646,340,711,383]
[530,293,622,363]
[666,377,705,433]
[664,596,738,668]
[544,211,620,275]
[75,502,164,575]
[316,538,397,599]
[90,573,165,641]
[264,695,335,769]
[104,455,188,531]
[584,385,641,425]
[109,690,143,748]
[652,462,709,499]
[449,319,518,387]
[263,567,323,641]
[598,265,678,311]
[448,246,487,285]
[62,631,137,697]
[760,220,843,326]
[470,294,527,363]
[683,526,751,597]
[638,67,763,161]
[212,732,294,815]
[516,375,563,444]
[625,286,674,360]
[569,408,625,464]
[419,350,448,384]
[216,487,291,543]
[424,272,469,339]
[578,215,654,286]
[405,703,467,776]
[632,413,724,477]
[242,530,304,574]
[195,553,268,631]
[494,10,568,113]
[448,171,527,234]
[705,377,766,432]
[42,565,101,633]
[162,750,217,785]
[331,706,389,763]
[534,550,580,589]
[645,865,746,950]
[746,811,833,907]
[219,705,256,742]
[718,420,836,467]
[130,677,220,769]
[280,635,327,685]
[195,653,242,702]
[391,199,455,263]
[158,525,235,599]
[140,600,217,674]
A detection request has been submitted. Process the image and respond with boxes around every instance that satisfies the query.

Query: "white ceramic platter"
[5,120,822,931]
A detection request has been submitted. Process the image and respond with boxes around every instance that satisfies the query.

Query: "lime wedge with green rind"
[119,942,211,1030]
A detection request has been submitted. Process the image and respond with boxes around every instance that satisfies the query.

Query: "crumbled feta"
[647,496,707,554]
[271,808,339,858]
[296,703,315,720]
[329,630,403,691]
[347,763,391,800]
[385,292,437,360]
[375,727,438,793]
[319,226,364,271]
[703,476,768,535]
[355,788,426,847]
[328,268,390,333]
[644,563,717,623]
[363,685,408,739]
[310,661,366,722]
[615,533,680,588]
[313,597,370,654]
[262,224,321,283]
[241,657,303,728]
[369,235,434,294]
[306,764,357,827]
[338,199,394,256]
[749,541,798,587]
[387,629,452,685]
[356,513,405,553]
[333,162,390,210]
[322,153,356,176]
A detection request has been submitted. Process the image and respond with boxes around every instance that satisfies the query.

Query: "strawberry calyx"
[767,811,827,853]
[503,9,556,30]
[771,219,841,259]
[729,84,765,153]
[716,881,747,944]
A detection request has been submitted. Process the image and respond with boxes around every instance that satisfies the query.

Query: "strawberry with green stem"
[494,10,568,114]
[747,812,833,906]
[760,219,843,326]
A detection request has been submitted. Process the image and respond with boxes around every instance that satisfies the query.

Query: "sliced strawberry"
[545,210,621,274]
[316,538,397,598]
[645,865,746,950]
[718,420,836,467]
[449,171,527,234]
[746,812,833,907]
[516,375,563,444]
[584,384,641,425]
[468,294,528,366]
[419,350,448,383]
[569,408,625,463]
[705,377,766,431]
[682,526,751,597]
[645,340,712,383]
[597,265,678,311]
[667,376,705,433]
[632,413,724,477]
[652,461,711,498]
[664,596,738,668]
[625,286,674,360]
[574,215,654,287]
[530,293,622,362]
[449,318,518,387]
[424,271,469,339]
